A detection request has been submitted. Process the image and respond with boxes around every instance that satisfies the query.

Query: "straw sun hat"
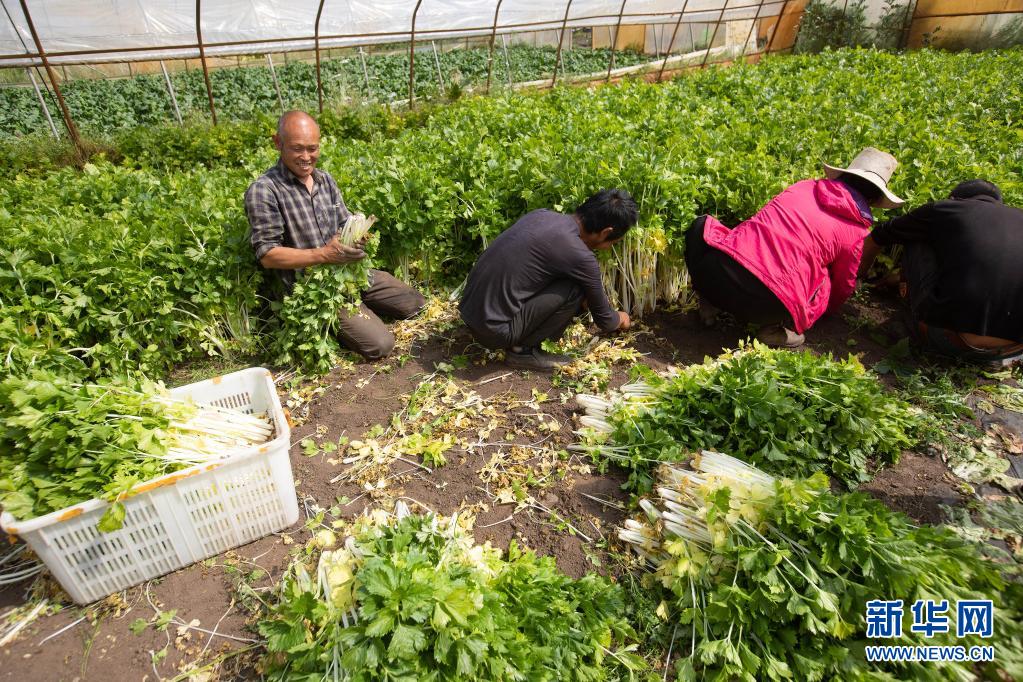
[823,147,905,209]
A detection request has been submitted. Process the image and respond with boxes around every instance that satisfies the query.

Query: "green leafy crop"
[3,49,1022,382]
[0,371,197,524]
[0,46,655,138]
[621,458,1023,681]
[258,509,642,681]
[268,232,379,374]
[577,343,921,492]
[0,369,271,529]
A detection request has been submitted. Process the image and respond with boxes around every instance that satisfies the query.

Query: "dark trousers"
[901,243,939,326]
[684,216,793,327]
[469,279,583,350]
[901,245,1023,362]
[337,270,426,360]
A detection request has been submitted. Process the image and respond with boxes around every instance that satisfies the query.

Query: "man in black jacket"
[860,180,1023,364]
[459,189,636,370]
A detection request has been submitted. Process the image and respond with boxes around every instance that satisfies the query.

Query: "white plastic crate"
[0,367,298,604]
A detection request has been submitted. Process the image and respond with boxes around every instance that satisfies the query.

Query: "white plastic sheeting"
[0,0,785,65]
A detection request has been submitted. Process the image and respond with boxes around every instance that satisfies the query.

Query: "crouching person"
[859,180,1023,365]
[685,147,904,348]
[459,189,636,370]
[245,110,425,360]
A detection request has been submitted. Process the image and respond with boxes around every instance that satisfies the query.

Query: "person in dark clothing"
[459,189,637,370]
[859,179,1023,364]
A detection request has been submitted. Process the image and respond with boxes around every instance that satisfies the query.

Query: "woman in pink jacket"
[685,148,904,347]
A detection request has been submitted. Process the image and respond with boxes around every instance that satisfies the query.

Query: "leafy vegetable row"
[0,45,655,137]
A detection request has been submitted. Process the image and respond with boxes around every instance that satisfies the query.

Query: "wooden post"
[358,46,371,94]
[899,0,918,49]
[266,54,285,113]
[18,0,83,153]
[551,0,574,87]
[195,0,217,124]
[409,0,424,108]
[314,0,328,113]
[606,0,628,82]
[658,0,692,82]
[160,60,183,124]
[486,0,505,93]
[26,67,58,137]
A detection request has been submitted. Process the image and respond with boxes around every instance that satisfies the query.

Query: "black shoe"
[697,298,720,328]
[505,347,571,370]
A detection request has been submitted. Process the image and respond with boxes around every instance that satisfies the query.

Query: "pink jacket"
[702,179,871,333]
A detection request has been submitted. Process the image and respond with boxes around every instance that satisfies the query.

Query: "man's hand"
[318,235,366,264]
[857,235,882,279]
[617,311,632,330]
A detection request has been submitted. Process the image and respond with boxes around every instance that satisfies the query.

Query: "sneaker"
[985,351,1023,370]
[756,324,805,348]
[505,347,572,370]
[698,298,720,328]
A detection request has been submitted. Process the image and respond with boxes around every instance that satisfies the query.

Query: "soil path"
[1,295,1014,680]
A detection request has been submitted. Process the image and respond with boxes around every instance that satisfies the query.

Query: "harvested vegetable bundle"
[619,452,1023,681]
[338,212,377,247]
[599,216,687,318]
[574,342,920,492]
[0,370,272,530]
[270,214,381,374]
[0,542,42,588]
[259,503,642,681]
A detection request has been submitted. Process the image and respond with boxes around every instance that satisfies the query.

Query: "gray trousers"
[468,279,583,350]
[337,270,425,360]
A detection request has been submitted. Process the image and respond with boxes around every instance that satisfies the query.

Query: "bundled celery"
[270,213,381,374]
[338,212,377,247]
[599,216,688,317]
[259,504,642,681]
[574,342,920,492]
[0,370,272,530]
[0,542,42,587]
[618,453,1023,681]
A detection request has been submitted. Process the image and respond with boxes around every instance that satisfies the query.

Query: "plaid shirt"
[245,160,351,291]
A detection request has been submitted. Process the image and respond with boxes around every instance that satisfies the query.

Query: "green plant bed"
[0,45,655,138]
[1,48,1021,380]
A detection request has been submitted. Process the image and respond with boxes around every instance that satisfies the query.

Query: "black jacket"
[872,195,1023,341]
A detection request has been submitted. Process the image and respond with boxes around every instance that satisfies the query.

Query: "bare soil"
[1,294,1015,681]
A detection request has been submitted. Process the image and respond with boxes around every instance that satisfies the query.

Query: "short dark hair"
[575,189,639,241]
[837,172,884,205]
[950,179,1002,203]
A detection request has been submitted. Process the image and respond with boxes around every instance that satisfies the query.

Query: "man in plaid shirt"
[245,110,424,360]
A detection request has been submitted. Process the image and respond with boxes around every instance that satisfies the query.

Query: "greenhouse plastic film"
[0,0,783,65]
